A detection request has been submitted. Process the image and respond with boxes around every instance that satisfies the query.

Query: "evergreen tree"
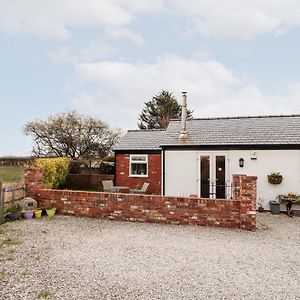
[138,90,193,129]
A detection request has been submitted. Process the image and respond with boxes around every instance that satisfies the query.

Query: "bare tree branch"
[24,111,121,159]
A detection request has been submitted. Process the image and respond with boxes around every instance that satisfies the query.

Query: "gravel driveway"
[1,214,300,300]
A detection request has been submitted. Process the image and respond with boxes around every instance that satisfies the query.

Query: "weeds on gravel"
[1,238,22,246]
[0,225,8,235]
[0,270,6,279]
[21,271,28,277]
[6,255,15,261]
[38,290,51,298]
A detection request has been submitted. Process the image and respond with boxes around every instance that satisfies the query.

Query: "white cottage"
[161,115,300,210]
[115,101,300,211]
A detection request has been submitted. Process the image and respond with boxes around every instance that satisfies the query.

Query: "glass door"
[215,155,226,199]
[199,153,228,199]
[200,155,211,198]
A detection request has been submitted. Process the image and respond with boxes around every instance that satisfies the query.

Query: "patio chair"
[129,182,149,194]
[102,180,117,192]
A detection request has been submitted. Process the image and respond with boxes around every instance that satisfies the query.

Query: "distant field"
[0,167,24,182]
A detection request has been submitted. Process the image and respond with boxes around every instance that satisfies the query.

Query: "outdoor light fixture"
[239,158,244,168]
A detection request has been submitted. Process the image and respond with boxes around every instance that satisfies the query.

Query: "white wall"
[228,150,300,210]
[164,149,300,210]
[164,150,198,197]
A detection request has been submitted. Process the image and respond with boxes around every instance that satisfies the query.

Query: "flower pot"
[34,210,42,218]
[46,208,56,218]
[268,175,283,184]
[5,212,21,221]
[258,206,265,213]
[24,211,34,219]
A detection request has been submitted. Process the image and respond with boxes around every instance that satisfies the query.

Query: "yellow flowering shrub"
[34,157,70,189]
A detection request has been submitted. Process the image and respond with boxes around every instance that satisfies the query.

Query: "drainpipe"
[179,91,188,140]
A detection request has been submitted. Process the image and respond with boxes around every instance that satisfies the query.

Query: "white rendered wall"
[164,150,198,197]
[164,149,300,210]
[228,150,300,210]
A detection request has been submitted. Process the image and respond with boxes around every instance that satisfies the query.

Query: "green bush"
[34,157,70,189]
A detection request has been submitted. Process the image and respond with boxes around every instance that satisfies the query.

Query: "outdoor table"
[278,196,300,217]
[114,186,129,193]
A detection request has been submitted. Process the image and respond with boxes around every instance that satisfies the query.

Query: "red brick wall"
[25,168,257,231]
[115,153,161,195]
[233,174,257,230]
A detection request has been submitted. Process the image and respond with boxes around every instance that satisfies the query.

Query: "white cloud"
[0,0,133,40]
[71,55,300,128]
[2,0,300,41]
[170,0,300,40]
[105,27,144,46]
[48,47,76,63]
[48,42,116,63]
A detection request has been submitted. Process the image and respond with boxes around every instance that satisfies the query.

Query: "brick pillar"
[24,168,43,198]
[233,175,257,231]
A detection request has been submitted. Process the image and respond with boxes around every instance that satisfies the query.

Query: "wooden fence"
[0,182,4,224]
[0,181,26,224]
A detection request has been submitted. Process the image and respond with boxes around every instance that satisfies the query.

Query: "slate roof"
[162,115,300,147]
[114,115,300,151]
[114,129,166,151]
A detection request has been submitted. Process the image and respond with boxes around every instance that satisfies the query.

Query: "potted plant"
[34,209,42,218]
[46,207,56,218]
[267,172,283,184]
[23,211,34,219]
[278,192,300,203]
[257,201,264,213]
[278,193,300,217]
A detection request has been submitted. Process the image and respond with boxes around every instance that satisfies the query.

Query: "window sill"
[129,174,148,178]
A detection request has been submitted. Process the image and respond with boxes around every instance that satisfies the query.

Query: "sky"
[0,0,300,156]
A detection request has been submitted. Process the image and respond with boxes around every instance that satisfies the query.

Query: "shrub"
[34,157,70,189]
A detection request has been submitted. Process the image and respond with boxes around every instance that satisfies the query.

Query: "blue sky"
[0,0,300,156]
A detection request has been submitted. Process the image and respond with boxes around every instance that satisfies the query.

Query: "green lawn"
[0,167,24,183]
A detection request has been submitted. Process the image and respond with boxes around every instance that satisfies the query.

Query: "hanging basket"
[268,174,283,184]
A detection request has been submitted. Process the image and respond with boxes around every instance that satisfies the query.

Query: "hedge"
[34,157,70,189]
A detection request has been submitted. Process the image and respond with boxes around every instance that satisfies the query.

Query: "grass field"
[0,167,24,182]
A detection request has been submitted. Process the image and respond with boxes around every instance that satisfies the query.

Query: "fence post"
[12,188,15,207]
[0,182,4,225]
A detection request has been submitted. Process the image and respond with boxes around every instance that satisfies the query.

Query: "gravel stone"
[0,213,300,299]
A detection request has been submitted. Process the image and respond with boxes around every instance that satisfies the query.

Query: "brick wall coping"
[37,188,241,202]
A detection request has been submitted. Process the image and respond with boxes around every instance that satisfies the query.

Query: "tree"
[138,90,193,129]
[24,111,121,159]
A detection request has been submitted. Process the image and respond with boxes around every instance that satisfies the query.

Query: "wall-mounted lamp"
[239,158,244,168]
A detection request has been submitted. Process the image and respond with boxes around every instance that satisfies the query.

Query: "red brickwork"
[24,168,43,197]
[25,168,257,231]
[115,153,161,195]
[234,174,257,230]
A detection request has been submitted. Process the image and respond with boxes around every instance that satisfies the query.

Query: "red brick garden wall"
[115,153,161,195]
[25,168,257,231]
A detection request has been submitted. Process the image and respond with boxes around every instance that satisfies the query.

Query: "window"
[130,155,148,177]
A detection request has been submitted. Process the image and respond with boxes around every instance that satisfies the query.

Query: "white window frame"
[129,155,148,178]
